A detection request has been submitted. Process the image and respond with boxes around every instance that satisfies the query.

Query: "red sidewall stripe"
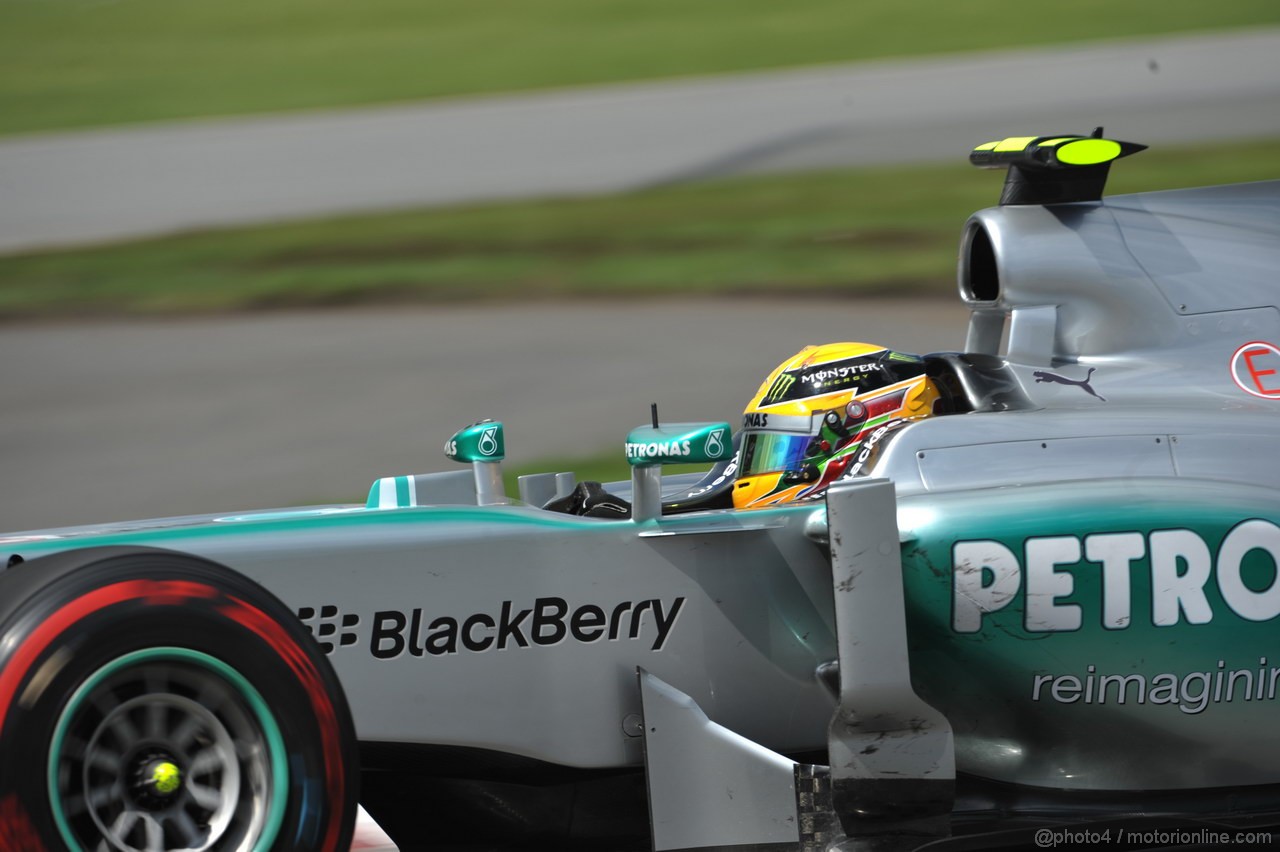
[0,792,43,852]
[0,578,347,852]
[0,579,163,731]
[222,595,348,852]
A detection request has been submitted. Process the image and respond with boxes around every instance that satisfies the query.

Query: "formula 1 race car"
[2,134,1279,852]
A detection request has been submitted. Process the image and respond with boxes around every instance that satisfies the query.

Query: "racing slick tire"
[0,546,359,852]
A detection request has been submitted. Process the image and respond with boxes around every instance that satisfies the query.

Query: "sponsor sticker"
[765,372,797,404]
[477,426,500,456]
[626,439,692,459]
[704,428,725,458]
[298,596,686,658]
[1032,657,1279,715]
[1032,368,1106,402]
[951,519,1280,634]
[1231,341,1280,399]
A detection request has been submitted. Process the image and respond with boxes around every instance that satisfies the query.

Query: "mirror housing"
[626,422,732,467]
[446,419,505,463]
[445,419,507,505]
[626,422,732,521]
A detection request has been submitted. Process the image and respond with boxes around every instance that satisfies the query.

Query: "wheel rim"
[48,648,288,852]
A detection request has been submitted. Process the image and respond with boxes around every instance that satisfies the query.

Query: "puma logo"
[1033,368,1107,402]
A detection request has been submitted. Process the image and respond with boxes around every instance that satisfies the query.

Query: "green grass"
[2,138,1276,319]
[0,0,1276,135]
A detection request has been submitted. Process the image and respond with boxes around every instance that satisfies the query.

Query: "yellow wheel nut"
[151,761,181,795]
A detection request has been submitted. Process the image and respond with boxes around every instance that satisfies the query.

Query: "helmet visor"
[740,432,815,478]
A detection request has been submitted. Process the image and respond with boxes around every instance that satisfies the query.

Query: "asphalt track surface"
[2,28,1279,253]
[0,298,969,531]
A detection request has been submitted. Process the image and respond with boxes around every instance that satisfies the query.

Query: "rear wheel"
[0,546,358,852]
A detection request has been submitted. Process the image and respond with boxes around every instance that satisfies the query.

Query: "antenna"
[651,403,659,429]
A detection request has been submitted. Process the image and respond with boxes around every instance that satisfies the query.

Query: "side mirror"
[445,419,507,505]
[626,422,732,467]
[626,422,732,520]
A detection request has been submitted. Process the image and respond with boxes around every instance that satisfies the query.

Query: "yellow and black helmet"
[733,342,940,509]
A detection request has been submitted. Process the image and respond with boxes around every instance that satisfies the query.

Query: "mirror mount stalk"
[625,420,733,523]
[445,419,508,506]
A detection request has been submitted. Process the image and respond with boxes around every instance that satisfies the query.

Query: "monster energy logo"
[766,372,797,403]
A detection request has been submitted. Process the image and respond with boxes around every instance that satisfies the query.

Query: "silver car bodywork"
[4,172,1279,849]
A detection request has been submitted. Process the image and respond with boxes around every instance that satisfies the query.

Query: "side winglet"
[971,129,1146,206]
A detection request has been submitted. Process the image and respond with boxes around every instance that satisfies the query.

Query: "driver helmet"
[733,342,940,509]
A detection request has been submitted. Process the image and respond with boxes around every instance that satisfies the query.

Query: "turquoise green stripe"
[9,499,818,560]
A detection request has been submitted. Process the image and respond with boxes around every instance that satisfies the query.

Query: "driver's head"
[733,342,940,509]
